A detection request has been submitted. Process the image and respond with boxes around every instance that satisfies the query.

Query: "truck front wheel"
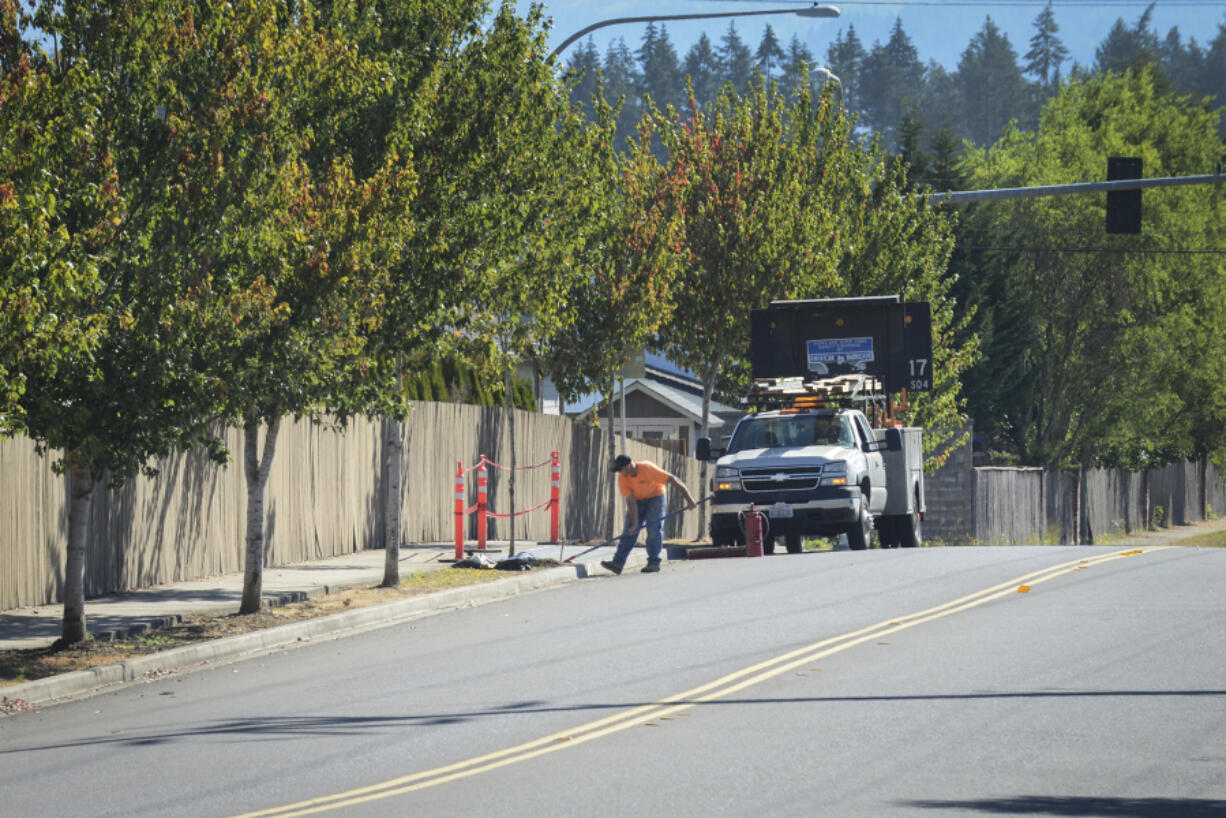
[847,494,872,551]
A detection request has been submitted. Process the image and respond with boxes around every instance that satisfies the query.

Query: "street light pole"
[551,4,840,58]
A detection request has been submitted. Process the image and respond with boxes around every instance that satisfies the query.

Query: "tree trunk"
[505,368,516,557]
[1142,468,1151,531]
[240,415,281,614]
[60,466,94,645]
[1071,467,1082,545]
[698,371,715,542]
[381,356,405,587]
[606,373,617,539]
[381,414,403,587]
[1198,454,1209,522]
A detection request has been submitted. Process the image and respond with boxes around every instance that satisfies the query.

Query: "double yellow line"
[237,546,1167,817]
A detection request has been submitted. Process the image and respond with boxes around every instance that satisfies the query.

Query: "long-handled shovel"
[562,495,714,563]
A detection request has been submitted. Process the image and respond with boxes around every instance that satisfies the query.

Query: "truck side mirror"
[696,437,712,461]
[884,428,903,451]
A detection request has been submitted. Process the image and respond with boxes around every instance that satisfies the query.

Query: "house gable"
[626,391,685,419]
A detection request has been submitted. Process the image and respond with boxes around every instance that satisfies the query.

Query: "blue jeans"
[613,494,665,565]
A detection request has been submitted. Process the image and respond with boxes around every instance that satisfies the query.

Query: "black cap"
[610,454,632,472]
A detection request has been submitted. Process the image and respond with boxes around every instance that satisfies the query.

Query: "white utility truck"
[696,296,931,553]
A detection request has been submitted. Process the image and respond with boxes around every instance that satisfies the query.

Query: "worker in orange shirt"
[602,454,697,574]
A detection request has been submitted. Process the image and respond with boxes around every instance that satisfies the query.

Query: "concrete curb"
[4,556,637,709]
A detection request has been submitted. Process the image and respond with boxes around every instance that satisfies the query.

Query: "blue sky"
[520,1,1226,75]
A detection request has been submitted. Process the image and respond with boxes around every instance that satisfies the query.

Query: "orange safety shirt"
[618,460,670,500]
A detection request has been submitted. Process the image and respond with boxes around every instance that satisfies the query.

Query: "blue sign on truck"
[807,337,874,374]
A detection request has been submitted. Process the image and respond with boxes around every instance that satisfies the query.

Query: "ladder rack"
[743,374,886,410]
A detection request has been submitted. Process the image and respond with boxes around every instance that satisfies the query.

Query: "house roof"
[578,377,738,429]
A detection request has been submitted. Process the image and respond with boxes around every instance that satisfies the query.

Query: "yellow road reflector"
[555,737,572,742]
[1018,585,1031,593]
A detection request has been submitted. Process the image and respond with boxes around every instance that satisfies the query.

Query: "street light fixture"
[551,4,841,58]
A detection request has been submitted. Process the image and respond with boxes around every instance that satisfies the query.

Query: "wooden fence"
[1,404,702,611]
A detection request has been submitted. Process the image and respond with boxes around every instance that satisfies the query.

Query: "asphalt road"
[2,545,1224,817]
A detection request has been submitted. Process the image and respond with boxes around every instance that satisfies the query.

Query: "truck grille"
[740,466,823,492]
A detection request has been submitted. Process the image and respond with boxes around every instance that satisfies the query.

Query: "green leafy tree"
[311,2,578,582]
[3,0,320,642]
[651,77,851,534]
[535,94,683,535]
[164,1,421,614]
[958,69,1226,481]
[0,2,106,435]
[453,9,592,555]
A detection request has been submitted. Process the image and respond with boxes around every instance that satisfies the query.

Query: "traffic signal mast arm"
[926,171,1226,205]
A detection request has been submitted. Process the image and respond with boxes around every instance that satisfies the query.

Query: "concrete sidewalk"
[0,541,604,652]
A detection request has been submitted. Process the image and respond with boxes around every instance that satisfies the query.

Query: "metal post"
[477,458,488,550]
[454,462,465,560]
[619,375,627,449]
[549,451,560,544]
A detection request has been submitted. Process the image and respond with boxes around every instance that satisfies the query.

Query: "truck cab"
[699,406,919,552]
[696,294,932,553]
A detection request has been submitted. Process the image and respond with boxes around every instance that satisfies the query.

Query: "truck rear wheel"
[785,533,804,554]
[898,510,922,548]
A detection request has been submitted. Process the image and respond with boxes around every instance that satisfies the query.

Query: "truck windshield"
[728,414,855,453]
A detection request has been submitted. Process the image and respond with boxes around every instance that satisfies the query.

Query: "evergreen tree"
[565,37,601,116]
[896,104,930,188]
[1205,25,1226,136]
[637,23,682,112]
[860,19,925,146]
[682,33,721,109]
[603,37,644,147]
[1096,6,1163,76]
[826,25,865,112]
[1159,28,1203,97]
[955,17,1032,147]
[717,21,753,92]
[780,35,816,100]
[926,121,965,191]
[917,61,959,143]
[755,23,785,81]
[1024,1,1069,91]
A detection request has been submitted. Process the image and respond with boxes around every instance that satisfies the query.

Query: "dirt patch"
[0,566,547,696]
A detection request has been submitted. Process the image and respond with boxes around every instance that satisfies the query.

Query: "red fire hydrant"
[745,505,764,558]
